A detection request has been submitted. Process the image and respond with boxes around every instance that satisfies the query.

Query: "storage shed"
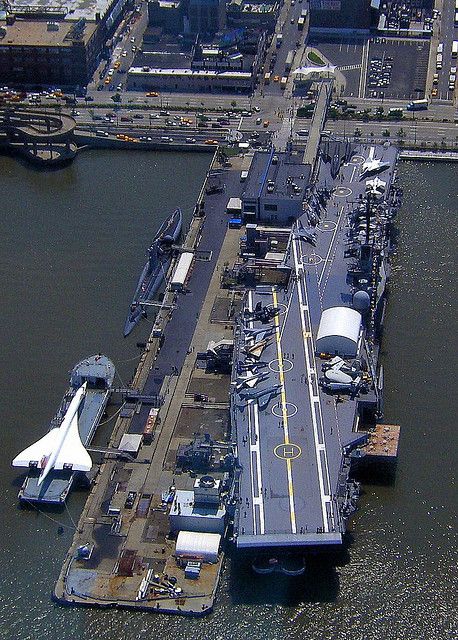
[176,531,221,563]
[316,307,362,357]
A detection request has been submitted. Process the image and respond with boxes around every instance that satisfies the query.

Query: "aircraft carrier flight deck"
[231,143,399,567]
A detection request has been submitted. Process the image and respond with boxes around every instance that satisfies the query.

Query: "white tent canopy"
[316,307,362,357]
[175,531,221,563]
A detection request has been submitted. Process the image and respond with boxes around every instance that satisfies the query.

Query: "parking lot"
[366,39,430,99]
[313,38,365,97]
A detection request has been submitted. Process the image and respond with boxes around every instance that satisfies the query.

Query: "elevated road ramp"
[303,80,333,170]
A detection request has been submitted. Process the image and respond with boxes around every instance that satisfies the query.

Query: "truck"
[285,50,294,73]
[264,71,271,84]
[298,16,305,30]
[406,99,428,111]
[436,53,443,70]
[452,41,458,59]
[276,33,283,48]
[280,76,288,90]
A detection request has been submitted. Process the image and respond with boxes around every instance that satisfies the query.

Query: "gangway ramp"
[303,80,333,169]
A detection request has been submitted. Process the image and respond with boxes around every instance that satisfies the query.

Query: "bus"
[452,41,458,59]
[298,16,305,30]
[406,99,428,111]
[285,50,294,72]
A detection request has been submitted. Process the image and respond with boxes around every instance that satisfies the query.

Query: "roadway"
[319,117,458,146]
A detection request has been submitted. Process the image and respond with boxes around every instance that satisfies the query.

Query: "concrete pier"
[54,154,246,615]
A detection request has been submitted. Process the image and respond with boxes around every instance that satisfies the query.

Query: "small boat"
[124,208,182,337]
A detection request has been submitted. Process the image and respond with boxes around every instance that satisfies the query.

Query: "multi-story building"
[309,0,372,36]
[0,0,130,87]
[187,0,226,35]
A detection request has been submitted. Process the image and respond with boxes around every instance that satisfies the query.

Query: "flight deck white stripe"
[246,291,265,534]
[319,204,345,286]
[292,238,332,531]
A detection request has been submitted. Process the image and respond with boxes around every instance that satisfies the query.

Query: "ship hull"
[124,208,182,337]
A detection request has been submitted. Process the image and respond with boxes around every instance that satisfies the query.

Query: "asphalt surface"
[128,168,243,434]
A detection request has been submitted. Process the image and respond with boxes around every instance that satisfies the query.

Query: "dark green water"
[0,154,456,640]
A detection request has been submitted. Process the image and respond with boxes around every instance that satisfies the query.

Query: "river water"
[0,153,456,640]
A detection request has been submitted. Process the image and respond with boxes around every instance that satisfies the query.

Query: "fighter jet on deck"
[243,325,275,342]
[294,219,317,246]
[234,371,270,392]
[243,337,272,359]
[244,301,281,324]
[237,360,268,374]
[238,384,282,410]
[359,147,390,180]
[12,383,92,487]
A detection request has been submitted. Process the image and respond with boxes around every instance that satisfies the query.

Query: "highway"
[320,117,458,146]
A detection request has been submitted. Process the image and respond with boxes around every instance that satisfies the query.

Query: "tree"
[231,100,237,108]
[354,128,362,138]
[382,129,390,137]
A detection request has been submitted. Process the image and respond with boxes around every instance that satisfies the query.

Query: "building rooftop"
[129,66,252,78]
[0,17,97,46]
[242,150,311,202]
[9,0,120,21]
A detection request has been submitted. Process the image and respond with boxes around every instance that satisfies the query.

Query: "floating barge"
[16,355,115,505]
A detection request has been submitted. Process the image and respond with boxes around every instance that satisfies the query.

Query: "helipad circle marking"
[335,186,352,198]
[268,358,293,373]
[271,402,298,418]
[320,220,337,232]
[274,442,302,460]
[303,254,323,266]
[351,155,365,164]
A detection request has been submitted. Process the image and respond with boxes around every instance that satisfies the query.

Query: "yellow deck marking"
[272,289,297,534]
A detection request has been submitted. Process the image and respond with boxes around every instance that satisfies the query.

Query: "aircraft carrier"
[230,142,401,573]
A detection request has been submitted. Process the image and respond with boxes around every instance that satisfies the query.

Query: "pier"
[54,153,247,615]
